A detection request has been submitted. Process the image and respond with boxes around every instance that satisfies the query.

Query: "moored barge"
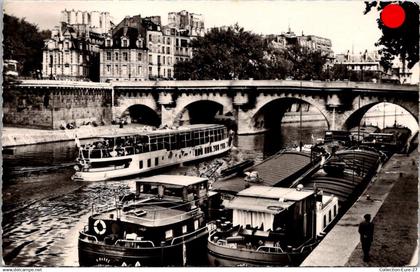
[207,186,338,266]
[211,150,320,195]
[78,175,215,267]
[301,148,382,208]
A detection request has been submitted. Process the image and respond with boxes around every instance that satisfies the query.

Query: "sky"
[4,0,383,54]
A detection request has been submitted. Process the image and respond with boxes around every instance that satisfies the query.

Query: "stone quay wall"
[3,81,113,129]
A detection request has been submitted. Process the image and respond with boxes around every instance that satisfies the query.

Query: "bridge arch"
[120,104,161,127]
[342,100,419,131]
[172,93,234,126]
[250,95,330,132]
[174,100,225,126]
[113,92,160,123]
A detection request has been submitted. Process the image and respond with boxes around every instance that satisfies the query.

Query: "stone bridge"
[112,80,418,134]
[8,80,419,134]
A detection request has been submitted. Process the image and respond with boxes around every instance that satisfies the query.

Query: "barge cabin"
[78,175,213,267]
[207,186,338,266]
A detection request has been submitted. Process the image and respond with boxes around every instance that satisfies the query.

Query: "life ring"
[94,220,106,235]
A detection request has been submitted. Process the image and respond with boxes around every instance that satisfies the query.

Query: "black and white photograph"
[2,0,419,268]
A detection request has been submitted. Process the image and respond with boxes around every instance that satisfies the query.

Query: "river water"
[2,114,416,266]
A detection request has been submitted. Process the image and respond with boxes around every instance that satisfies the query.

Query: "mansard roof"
[104,27,147,49]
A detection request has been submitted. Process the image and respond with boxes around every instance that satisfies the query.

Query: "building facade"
[42,24,103,81]
[60,9,113,34]
[167,10,205,37]
[297,35,333,57]
[334,50,413,84]
[100,12,199,81]
[100,16,150,82]
[42,9,113,81]
[334,50,381,72]
[265,29,333,58]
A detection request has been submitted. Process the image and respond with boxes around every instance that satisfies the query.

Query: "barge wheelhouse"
[207,186,338,267]
[72,124,232,182]
[78,175,213,267]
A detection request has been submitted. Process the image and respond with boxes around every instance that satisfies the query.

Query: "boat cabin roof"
[224,186,314,214]
[101,133,138,138]
[237,186,314,201]
[136,175,208,188]
[368,133,395,136]
[325,130,351,135]
[99,124,225,139]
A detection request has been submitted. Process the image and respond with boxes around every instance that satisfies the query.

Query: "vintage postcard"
[2,0,419,269]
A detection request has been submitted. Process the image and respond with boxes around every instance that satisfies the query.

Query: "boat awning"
[237,186,314,201]
[224,195,294,214]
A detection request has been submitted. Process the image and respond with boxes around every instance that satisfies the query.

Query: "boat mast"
[299,100,303,151]
[382,102,386,130]
[394,104,397,127]
[357,95,361,145]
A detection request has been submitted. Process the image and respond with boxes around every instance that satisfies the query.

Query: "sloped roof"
[212,151,313,194]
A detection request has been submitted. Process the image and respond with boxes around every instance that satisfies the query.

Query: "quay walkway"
[2,124,150,147]
[301,149,418,267]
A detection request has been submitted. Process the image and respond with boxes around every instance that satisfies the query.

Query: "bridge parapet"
[111,79,418,93]
[18,80,112,89]
[6,80,418,133]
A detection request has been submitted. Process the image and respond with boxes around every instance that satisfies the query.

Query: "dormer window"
[121,37,129,47]
[48,41,55,50]
[136,38,143,48]
[105,38,112,47]
[64,41,70,50]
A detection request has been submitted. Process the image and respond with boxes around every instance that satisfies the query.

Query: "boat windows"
[164,186,183,197]
[126,147,135,155]
[165,229,173,239]
[195,148,203,156]
[194,220,199,230]
[82,150,89,159]
[90,158,132,169]
[182,225,188,234]
[147,159,151,167]
[180,132,193,148]
[90,149,102,158]
[155,157,159,166]
[139,160,143,169]
[77,125,228,162]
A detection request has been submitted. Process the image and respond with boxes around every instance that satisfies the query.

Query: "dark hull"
[78,230,208,267]
[207,240,312,267]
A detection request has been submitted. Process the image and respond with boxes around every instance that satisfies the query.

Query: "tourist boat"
[78,175,215,267]
[72,124,232,182]
[207,186,339,266]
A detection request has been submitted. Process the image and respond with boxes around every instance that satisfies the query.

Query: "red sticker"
[380,4,406,28]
